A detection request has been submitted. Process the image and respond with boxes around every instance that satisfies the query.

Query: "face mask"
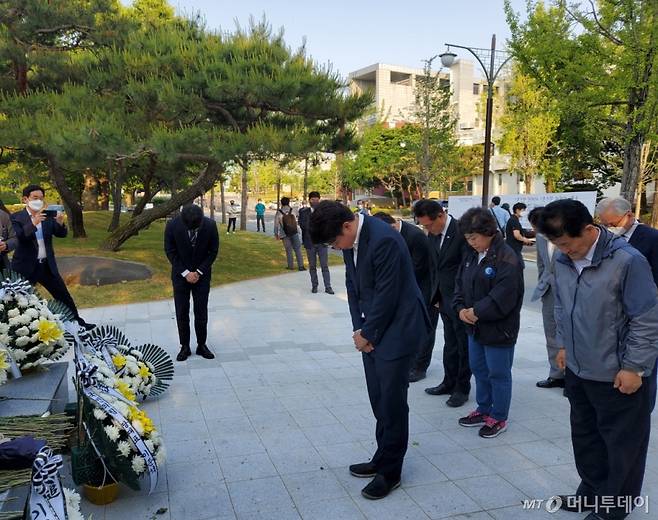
[27,200,44,212]
[607,226,625,236]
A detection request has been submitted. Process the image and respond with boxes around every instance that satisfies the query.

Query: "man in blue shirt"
[255,199,266,232]
[489,196,510,237]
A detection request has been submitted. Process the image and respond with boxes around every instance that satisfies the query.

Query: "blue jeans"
[468,335,514,421]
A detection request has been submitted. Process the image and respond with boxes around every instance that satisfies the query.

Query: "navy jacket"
[11,209,67,278]
[453,233,525,346]
[399,220,435,306]
[344,215,431,360]
[164,216,219,281]
[629,223,658,288]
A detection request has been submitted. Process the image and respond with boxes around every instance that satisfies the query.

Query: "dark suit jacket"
[298,207,313,249]
[10,209,67,278]
[344,215,430,361]
[629,223,658,288]
[0,211,17,270]
[399,220,434,306]
[164,216,219,282]
[430,216,468,312]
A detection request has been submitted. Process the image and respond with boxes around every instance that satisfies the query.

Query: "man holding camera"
[11,184,93,330]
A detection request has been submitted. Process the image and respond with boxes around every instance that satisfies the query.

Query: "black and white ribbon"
[0,278,33,300]
[75,353,159,494]
[27,446,68,520]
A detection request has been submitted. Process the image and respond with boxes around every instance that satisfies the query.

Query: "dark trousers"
[363,352,413,482]
[414,304,440,372]
[227,218,236,233]
[173,276,210,348]
[305,245,331,289]
[256,215,265,232]
[29,261,80,321]
[432,308,471,393]
[566,368,652,519]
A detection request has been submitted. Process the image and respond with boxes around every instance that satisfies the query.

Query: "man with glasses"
[309,201,430,500]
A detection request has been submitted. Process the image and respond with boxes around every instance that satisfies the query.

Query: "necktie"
[188,229,198,247]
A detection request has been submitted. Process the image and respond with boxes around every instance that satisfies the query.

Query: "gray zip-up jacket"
[553,226,658,382]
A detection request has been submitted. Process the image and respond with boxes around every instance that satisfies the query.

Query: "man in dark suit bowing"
[11,184,93,329]
[165,204,219,361]
[310,201,430,500]
[414,199,471,407]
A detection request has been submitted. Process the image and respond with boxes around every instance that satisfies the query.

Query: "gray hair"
[595,196,632,216]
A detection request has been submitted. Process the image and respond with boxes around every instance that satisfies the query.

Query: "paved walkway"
[71,266,657,520]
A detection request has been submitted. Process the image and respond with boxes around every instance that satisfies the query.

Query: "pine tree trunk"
[47,157,86,238]
[132,157,158,217]
[210,186,215,220]
[240,164,248,231]
[651,177,658,228]
[82,170,100,210]
[220,180,226,224]
[102,162,221,251]
[621,134,643,203]
[108,160,126,232]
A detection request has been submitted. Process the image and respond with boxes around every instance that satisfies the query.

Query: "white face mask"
[27,200,44,212]
[607,226,626,236]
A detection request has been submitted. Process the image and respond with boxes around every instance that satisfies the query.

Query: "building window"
[472,83,480,95]
[498,174,503,186]
[467,180,473,192]
[439,78,450,90]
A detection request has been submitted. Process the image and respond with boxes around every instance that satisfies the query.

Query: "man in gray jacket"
[536,199,658,520]
[528,207,564,389]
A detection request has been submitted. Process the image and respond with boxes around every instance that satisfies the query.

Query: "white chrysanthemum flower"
[155,446,166,467]
[131,419,145,436]
[24,308,39,319]
[15,326,30,337]
[42,346,54,356]
[22,362,34,370]
[145,439,155,452]
[26,345,41,355]
[7,308,21,318]
[0,323,9,334]
[10,348,27,361]
[104,425,121,442]
[131,455,146,474]
[29,321,40,332]
[0,334,10,346]
[63,488,84,520]
[93,408,107,421]
[14,336,31,348]
[117,440,132,457]
[8,317,21,327]
[114,402,130,418]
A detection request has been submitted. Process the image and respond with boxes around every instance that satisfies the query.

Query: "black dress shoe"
[311,286,318,293]
[557,495,596,513]
[361,474,400,500]
[446,392,469,407]
[349,462,377,478]
[536,377,565,389]
[425,383,452,396]
[176,346,191,361]
[408,369,426,383]
[325,287,335,295]
[196,345,215,359]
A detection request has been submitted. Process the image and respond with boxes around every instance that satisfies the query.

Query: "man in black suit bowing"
[414,199,471,407]
[165,204,219,361]
[11,184,93,329]
[310,201,430,500]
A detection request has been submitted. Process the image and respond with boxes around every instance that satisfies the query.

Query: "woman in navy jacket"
[453,207,524,438]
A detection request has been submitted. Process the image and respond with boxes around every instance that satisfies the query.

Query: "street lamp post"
[439,35,512,207]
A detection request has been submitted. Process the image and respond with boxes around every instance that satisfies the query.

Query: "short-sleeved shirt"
[505,214,524,255]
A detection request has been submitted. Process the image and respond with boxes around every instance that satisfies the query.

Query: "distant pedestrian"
[528,207,564,389]
[298,191,333,293]
[537,199,658,519]
[505,202,534,267]
[227,200,238,234]
[255,199,266,232]
[274,197,305,271]
[501,203,512,216]
[489,196,509,237]
[0,199,17,271]
[454,207,524,438]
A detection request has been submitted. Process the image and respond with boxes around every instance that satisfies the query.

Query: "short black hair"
[413,199,444,220]
[527,206,544,226]
[512,202,527,213]
[308,191,320,199]
[491,196,501,206]
[181,204,204,229]
[309,200,355,245]
[536,199,593,239]
[372,212,395,225]
[459,207,498,237]
[280,197,290,206]
[23,184,45,198]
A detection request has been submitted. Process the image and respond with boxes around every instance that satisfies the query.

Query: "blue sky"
[157,1,530,78]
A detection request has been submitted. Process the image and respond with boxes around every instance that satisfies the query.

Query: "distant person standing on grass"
[226,200,238,234]
[298,191,333,294]
[274,197,305,271]
[255,199,266,232]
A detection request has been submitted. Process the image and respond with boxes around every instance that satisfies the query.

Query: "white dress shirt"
[26,209,47,260]
[438,215,451,249]
[622,220,640,242]
[353,213,364,267]
[572,229,601,274]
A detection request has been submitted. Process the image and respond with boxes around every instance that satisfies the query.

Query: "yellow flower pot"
[83,482,119,505]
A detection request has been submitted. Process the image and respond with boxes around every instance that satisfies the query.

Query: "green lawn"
[52,212,341,308]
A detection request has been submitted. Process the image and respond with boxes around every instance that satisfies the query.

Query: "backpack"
[279,208,298,237]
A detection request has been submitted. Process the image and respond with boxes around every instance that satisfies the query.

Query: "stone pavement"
[69,266,657,520]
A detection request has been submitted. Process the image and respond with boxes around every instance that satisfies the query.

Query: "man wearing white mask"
[11,184,93,330]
